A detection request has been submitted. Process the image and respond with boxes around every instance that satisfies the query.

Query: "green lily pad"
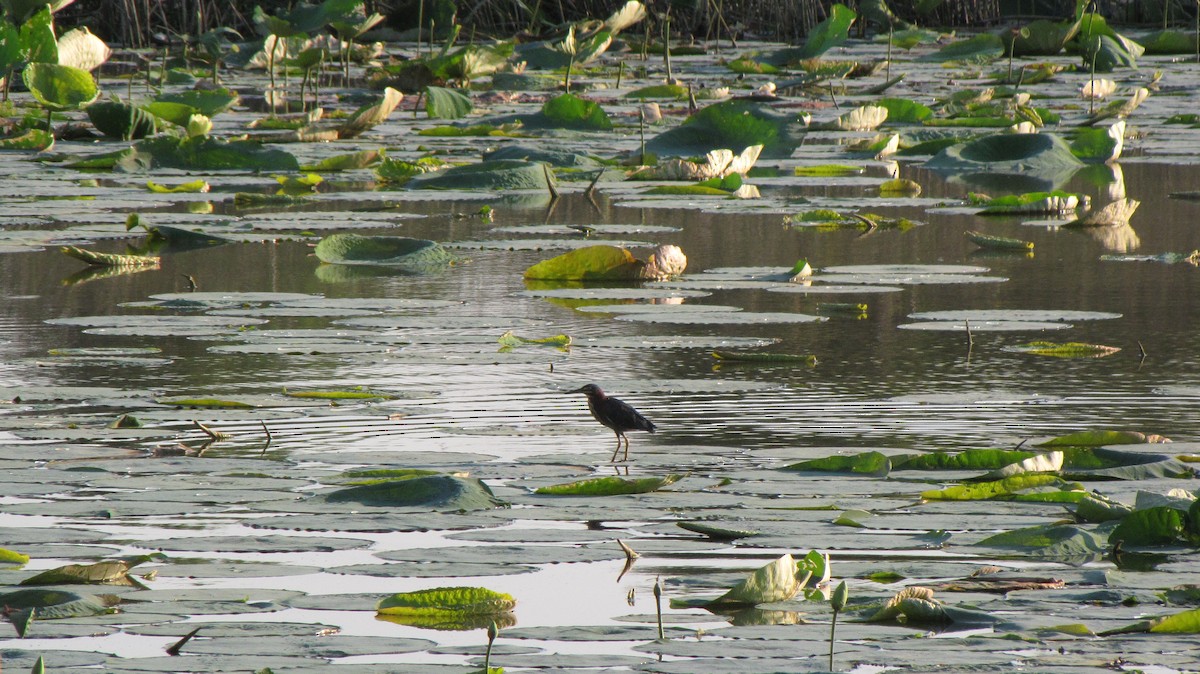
[118,135,300,172]
[425,85,473,119]
[87,100,158,140]
[23,62,99,112]
[324,475,508,511]
[314,233,454,268]
[647,101,806,159]
[782,451,891,477]
[523,245,646,281]
[407,160,555,191]
[924,33,1005,63]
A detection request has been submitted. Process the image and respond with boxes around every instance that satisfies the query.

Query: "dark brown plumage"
[568,383,656,462]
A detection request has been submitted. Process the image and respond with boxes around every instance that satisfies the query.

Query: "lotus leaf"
[921,474,1062,500]
[20,560,142,586]
[873,97,932,123]
[676,521,761,539]
[925,133,1084,187]
[972,190,1082,215]
[523,244,686,281]
[303,149,383,172]
[647,100,805,159]
[535,474,683,496]
[1038,430,1169,446]
[339,87,402,138]
[1109,506,1186,547]
[0,548,30,564]
[406,160,555,191]
[1070,120,1124,163]
[377,586,516,616]
[966,231,1034,251]
[155,88,239,117]
[87,100,159,138]
[1141,29,1198,55]
[782,451,890,477]
[314,233,454,268]
[0,588,114,621]
[976,523,1110,557]
[536,93,612,130]
[484,145,598,167]
[708,554,810,607]
[924,33,1005,62]
[813,105,888,131]
[424,85,472,119]
[1010,341,1120,357]
[55,26,110,70]
[19,7,56,65]
[625,83,689,99]
[118,135,300,172]
[711,351,816,364]
[796,3,856,59]
[325,475,507,510]
[894,449,1037,471]
[1009,19,1080,56]
[0,128,53,150]
[23,62,98,112]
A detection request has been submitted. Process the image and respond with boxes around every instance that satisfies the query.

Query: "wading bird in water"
[568,384,656,462]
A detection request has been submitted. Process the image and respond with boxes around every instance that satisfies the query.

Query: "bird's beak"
[565,386,587,394]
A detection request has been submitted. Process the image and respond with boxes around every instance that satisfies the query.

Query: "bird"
[568,384,656,462]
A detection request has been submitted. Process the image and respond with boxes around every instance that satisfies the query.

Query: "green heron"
[568,383,656,462]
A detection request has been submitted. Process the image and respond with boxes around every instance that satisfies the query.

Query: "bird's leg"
[610,432,622,462]
[622,435,630,462]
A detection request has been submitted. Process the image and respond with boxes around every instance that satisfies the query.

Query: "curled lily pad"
[706,554,811,608]
[524,244,686,282]
[925,133,1084,187]
[377,586,516,631]
[407,160,555,191]
[325,475,508,511]
[23,62,99,112]
[647,100,806,159]
[87,100,158,139]
[314,233,454,269]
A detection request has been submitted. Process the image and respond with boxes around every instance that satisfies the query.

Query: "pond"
[2,14,1200,674]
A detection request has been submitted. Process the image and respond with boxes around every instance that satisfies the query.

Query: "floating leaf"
[982,451,1063,479]
[313,234,454,269]
[626,84,689,99]
[782,451,890,477]
[0,548,30,565]
[966,231,1034,251]
[377,586,516,630]
[20,560,142,586]
[976,523,1110,557]
[813,104,888,131]
[155,87,239,117]
[676,521,761,539]
[523,245,654,281]
[921,474,1062,500]
[973,190,1082,215]
[0,588,113,621]
[146,179,210,194]
[0,128,53,151]
[497,331,572,348]
[647,100,805,159]
[326,475,508,510]
[119,135,300,172]
[874,97,932,123]
[303,149,383,172]
[924,33,1005,62]
[407,160,555,191]
[1009,341,1120,358]
[793,164,864,177]
[538,92,612,130]
[60,246,159,268]
[895,449,1038,471]
[1038,430,1170,446]
[712,351,816,364]
[536,474,683,496]
[284,388,396,400]
[1070,120,1124,163]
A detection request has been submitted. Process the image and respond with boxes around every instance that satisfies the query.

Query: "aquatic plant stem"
[653,576,664,639]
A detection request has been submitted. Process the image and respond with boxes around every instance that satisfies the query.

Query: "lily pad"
[407,160,555,191]
[647,101,806,159]
[323,475,508,511]
[313,233,454,268]
[536,474,683,495]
